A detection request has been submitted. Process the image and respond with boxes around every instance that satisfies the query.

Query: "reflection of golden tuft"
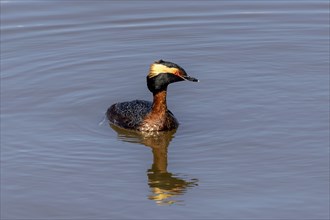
[110,124,198,206]
[147,169,198,205]
[148,188,178,205]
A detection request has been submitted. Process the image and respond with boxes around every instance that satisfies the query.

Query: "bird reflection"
[110,124,198,205]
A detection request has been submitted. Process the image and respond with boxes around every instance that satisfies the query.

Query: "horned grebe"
[107,60,198,132]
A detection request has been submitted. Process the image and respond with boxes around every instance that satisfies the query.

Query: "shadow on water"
[110,124,198,205]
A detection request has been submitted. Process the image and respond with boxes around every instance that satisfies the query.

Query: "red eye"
[173,70,181,77]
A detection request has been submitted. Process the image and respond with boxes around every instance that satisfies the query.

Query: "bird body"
[107,60,198,132]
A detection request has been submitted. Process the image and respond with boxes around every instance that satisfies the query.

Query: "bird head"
[147,60,198,93]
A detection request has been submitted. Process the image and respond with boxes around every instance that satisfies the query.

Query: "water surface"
[1,1,329,219]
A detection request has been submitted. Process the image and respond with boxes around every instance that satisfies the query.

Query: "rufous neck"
[152,90,167,113]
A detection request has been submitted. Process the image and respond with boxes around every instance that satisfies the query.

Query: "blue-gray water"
[1,1,329,219]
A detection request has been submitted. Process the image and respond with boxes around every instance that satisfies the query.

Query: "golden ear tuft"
[148,63,179,78]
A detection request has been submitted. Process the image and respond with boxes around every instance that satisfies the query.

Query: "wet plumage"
[107,100,152,130]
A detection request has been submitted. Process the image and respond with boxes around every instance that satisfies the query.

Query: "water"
[1,1,329,219]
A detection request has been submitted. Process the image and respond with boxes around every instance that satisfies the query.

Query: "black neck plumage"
[146,73,184,94]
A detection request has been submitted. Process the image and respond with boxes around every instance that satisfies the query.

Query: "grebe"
[107,60,198,132]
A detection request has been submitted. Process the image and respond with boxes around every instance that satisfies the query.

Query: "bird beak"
[183,75,199,82]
